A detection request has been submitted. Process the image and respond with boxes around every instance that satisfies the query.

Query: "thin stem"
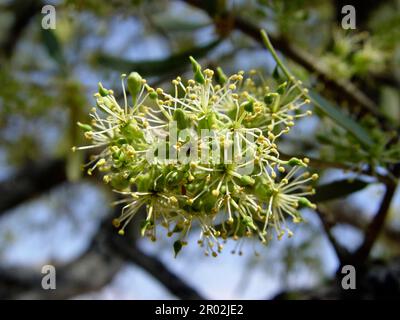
[260,30,310,107]
[315,207,350,265]
[279,152,394,185]
[353,182,397,264]
[260,30,294,81]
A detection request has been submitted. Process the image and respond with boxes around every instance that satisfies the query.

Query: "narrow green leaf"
[308,90,374,148]
[66,151,83,182]
[40,29,65,66]
[309,178,369,203]
[93,39,221,77]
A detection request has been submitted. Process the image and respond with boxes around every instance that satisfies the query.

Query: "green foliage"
[321,30,388,79]
[309,91,374,148]
[318,115,400,169]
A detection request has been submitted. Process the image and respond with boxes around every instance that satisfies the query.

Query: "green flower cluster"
[74,57,317,256]
[318,115,400,172]
[321,30,387,79]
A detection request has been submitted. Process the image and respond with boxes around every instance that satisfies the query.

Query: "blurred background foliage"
[0,0,399,299]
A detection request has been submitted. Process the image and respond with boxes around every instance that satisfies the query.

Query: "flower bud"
[288,157,305,167]
[215,67,227,85]
[277,81,287,95]
[241,98,254,113]
[98,82,110,97]
[77,122,92,132]
[242,215,256,230]
[127,72,143,104]
[189,56,205,84]
[298,197,316,209]
[173,109,190,130]
[240,175,255,186]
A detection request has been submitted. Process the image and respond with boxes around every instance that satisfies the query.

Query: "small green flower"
[73,57,316,256]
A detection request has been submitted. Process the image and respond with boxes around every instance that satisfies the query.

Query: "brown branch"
[0,158,67,215]
[0,215,123,299]
[274,256,400,299]
[315,207,350,265]
[0,0,42,59]
[353,182,397,264]
[107,220,205,300]
[1,211,205,299]
[318,202,400,251]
